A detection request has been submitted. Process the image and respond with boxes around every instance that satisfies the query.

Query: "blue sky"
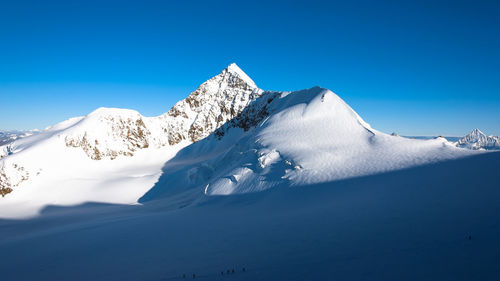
[0,0,499,136]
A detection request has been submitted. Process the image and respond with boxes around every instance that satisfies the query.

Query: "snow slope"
[140,87,477,200]
[0,151,499,281]
[0,63,484,218]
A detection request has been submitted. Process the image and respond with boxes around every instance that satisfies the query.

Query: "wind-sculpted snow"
[0,63,486,218]
[1,152,500,281]
[141,87,478,201]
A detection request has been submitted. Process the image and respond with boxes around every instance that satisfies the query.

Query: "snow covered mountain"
[0,64,261,204]
[140,87,478,200]
[456,128,500,150]
[1,63,500,281]
[0,63,482,218]
[0,130,39,146]
[48,63,263,161]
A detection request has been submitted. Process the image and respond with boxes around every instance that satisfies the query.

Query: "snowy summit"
[456,128,500,150]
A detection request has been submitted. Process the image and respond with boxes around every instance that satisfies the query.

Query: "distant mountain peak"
[457,128,500,150]
[464,128,486,140]
[0,130,40,147]
[470,128,484,135]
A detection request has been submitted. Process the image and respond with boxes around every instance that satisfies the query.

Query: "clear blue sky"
[1,0,499,136]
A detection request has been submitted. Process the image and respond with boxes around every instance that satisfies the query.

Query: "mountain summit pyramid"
[164,63,263,143]
[456,128,500,150]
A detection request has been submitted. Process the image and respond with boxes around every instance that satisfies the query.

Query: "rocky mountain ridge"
[456,128,500,150]
[0,63,273,197]
[64,63,267,160]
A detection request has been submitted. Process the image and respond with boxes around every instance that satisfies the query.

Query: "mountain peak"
[457,128,500,150]
[222,63,257,89]
[162,63,264,144]
[226,62,241,72]
[470,128,485,136]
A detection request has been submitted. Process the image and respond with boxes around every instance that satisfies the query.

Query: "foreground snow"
[0,151,499,281]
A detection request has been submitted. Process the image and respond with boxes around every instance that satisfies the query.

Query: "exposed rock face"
[214,91,280,138]
[64,111,154,160]
[0,145,13,159]
[164,63,264,143]
[0,163,29,197]
[456,128,500,150]
[0,63,276,197]
[62,63,265,159]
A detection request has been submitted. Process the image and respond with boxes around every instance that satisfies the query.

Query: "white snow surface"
[0,63,484,218]
[140,87,478,200]
[0,151,499,281]
[0,118,187,217]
